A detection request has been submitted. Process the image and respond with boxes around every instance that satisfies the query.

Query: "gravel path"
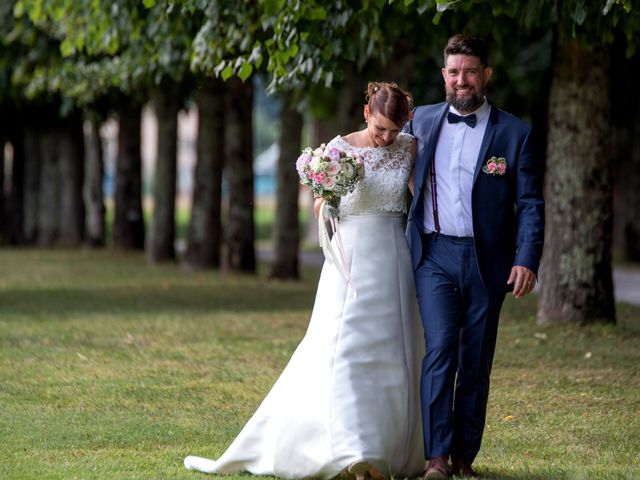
[614,269,640,306]
[259,249,640,306]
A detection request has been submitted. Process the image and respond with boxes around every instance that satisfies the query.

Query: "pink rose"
[321,175,336,190]
[326,161,340,175]
[482,156,507,176]
[310,172,324,183]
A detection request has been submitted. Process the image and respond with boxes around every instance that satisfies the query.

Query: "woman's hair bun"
[366,81,413,127]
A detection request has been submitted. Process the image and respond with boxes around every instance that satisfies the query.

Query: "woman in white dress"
[185,82,424,480]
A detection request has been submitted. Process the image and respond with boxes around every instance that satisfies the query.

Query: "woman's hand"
[313,197,324,218]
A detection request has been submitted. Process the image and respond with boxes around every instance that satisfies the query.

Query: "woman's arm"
[313,197,323,218]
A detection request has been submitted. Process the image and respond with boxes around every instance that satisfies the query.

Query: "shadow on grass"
[474,474,554,480]
[0,283,316,318]
[472,471,607,480]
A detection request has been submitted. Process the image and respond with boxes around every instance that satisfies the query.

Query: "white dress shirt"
[422,99,491,237]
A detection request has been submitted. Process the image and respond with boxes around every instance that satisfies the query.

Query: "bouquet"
[296,143,365,289]
[296,143,365,218]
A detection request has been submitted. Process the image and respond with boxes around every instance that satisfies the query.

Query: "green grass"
[0,249,638,479]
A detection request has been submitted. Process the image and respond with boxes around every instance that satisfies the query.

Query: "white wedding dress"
[185,132,424,479]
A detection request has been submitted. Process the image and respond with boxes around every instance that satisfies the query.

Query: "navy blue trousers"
[415,233,506,463]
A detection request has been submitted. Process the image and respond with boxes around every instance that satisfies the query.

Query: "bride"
[185,82,424,479]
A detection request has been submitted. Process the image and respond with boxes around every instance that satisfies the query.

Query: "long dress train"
[185,133,424,479]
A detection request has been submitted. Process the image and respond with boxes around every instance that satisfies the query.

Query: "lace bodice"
[328,133,414,217]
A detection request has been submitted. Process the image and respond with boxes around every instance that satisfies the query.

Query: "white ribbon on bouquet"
[317,199,356,295]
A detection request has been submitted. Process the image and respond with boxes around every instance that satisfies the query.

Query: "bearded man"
[405,34,545,479]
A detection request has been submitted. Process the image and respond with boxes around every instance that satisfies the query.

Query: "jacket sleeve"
[403,107,417,135]
[513,127,545,275]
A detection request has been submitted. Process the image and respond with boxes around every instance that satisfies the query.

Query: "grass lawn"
[0,249,638,479]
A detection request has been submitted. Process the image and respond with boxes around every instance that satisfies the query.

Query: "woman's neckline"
[337,134,401,150]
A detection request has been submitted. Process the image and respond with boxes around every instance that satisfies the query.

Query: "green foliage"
[3,0,637,115]
[0,0,75,112]
[436,0,639,55]
[182,0,435,92]
[10,0,195,106]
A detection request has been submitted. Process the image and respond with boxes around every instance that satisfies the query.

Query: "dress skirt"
[185,214,424,479]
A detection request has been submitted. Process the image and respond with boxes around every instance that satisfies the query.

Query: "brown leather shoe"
[422,456,449,480]
[450,458,477,478]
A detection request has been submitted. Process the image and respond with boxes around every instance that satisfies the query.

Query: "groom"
[405,34,544,479]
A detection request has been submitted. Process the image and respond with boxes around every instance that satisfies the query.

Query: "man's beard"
[445,87,484,113]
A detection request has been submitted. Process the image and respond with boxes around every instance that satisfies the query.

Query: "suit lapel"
[410,105,448,224]
[417,103,449,196]
[473,104,499,183]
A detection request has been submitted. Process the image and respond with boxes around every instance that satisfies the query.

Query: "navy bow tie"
[447,111,477,128]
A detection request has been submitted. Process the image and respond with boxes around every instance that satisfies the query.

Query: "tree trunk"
[113,101,145,250]
[269,92,303,280]
[22,125,41,244]
[37,127,61,247]
[83,113,106,247]
[334,63,365,134]
[6,123,26,244]
[58,112,85,247]
[224,77,255,272]
[0,137,4,244]
[537,36,615,325]
[184,78,225,269]
[147,88,180,263]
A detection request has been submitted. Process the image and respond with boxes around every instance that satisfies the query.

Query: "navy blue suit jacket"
[406,102,544,293]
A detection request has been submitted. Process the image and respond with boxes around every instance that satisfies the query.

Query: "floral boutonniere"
[482,156,507,176]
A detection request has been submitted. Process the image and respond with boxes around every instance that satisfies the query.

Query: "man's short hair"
[444,34,489,67]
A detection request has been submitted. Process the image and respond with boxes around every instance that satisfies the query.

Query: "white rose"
[309,156,321,171]
[341,162,355,179]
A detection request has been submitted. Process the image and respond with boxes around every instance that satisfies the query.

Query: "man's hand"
[507,266,537,299]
